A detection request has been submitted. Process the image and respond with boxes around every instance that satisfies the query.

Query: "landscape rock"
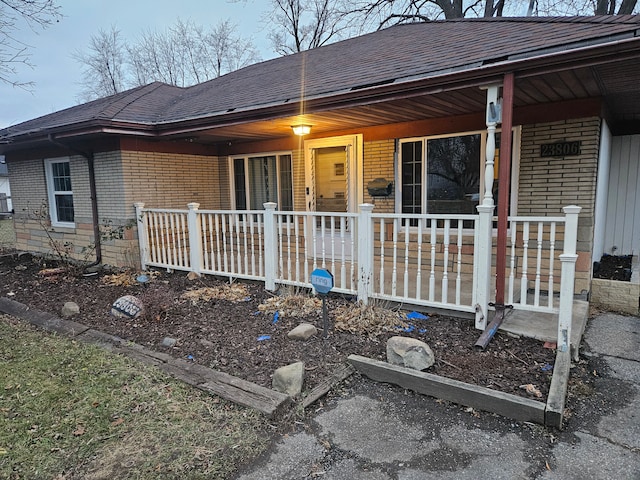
[110,295,144,319]
[386,336,435,371]
[272,361,305,396]
[61,301,80,318]
[162,337,177,348]
[288,323,318,341]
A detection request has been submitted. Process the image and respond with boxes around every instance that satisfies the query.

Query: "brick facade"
[6,118,602,295]
[519,117,601,293]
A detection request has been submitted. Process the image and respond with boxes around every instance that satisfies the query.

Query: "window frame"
[396,128,520,224]
[228,151,294,211]
[44,157,75,228]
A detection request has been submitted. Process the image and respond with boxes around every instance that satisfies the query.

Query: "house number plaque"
[540,141,581,157]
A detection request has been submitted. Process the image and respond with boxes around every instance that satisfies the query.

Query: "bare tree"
[0,0,62,87]
[74,18,262,101]
[73,26,127,101]
[267,0,356,54]
[347,0,638,28]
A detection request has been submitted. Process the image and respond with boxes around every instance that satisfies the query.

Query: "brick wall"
[363,139,395,213]
[518,117,601,293]
[121,151,221,210]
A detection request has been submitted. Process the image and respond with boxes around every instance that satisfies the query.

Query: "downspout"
[47,134,102,267]
[475,72,515,349]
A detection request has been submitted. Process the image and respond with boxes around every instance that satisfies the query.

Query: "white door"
[304,134,363,260]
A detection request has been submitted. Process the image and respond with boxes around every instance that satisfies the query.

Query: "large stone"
[272,362,305,397]
[110,295,144,319]
[288,323,318,341]
[61,301,80,318]
[386,336,435,371]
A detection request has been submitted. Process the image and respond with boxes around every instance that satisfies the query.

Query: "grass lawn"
[0,314,271,479]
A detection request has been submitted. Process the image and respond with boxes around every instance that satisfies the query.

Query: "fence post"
[474,204,494,330]
[558,205,581,353]
[357,203,375,305]
[263,202,278,291]
[134,202,148,271]
[187,203,202,275]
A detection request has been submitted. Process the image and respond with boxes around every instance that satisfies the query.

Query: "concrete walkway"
[233,312,640,480]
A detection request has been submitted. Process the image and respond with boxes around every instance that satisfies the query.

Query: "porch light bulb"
[292,124,311,136]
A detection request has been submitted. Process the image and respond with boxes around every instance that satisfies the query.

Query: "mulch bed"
[0,251,555,401]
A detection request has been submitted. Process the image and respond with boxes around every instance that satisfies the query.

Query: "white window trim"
[44,157,75,228]
[396,128,521,225]
[228,151,294,210]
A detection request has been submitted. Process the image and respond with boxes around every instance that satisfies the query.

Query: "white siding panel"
[605,135,640,255]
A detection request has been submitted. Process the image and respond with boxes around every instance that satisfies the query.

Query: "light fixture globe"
[291,124,311,136]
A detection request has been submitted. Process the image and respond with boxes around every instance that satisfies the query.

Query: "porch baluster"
[429,219,436,302]
[403,219,410,298]
[508,220,517,304]
[534,221,543,306]
[416,218,423,300]
[294,215,301,284]
[455,222,463,305]
[391,218,398,297]
[548,222,556,309]
[340,216,346,289]
[215,214,223,274]
[521,222,530,305]
[379,218,386,295]
[442,220,450,304]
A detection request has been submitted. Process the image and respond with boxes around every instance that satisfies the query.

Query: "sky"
[0,0,275,128]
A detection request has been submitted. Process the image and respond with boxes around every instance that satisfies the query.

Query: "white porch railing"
[134,202,581,352]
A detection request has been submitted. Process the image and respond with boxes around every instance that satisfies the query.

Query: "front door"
[304,134,363,260]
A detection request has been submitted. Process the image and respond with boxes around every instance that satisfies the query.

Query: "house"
[1,16,639,333]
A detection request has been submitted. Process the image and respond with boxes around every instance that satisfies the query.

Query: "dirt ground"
[0,250,556,401]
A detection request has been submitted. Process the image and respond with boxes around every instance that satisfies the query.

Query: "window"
[400,133,481,218]
[45,158,75,226]
[398,130,518,226]
[230,153,293,211]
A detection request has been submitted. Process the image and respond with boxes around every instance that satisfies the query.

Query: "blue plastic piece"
[541,363,553,372]
[186,354,194,361]
[407,311,428,320]
[418,328,427,334]
[257,335,271,341]
[272,311,279,324]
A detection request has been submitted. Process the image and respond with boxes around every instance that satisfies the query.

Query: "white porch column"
[558,205,581,353]
[474,84,501,329]
[263,202,278,291]
[187,203,202,275]
[134,202,148,271]
[357,203,375,305]
[474,204,494,329]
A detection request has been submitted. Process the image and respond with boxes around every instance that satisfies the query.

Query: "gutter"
[47,134,102,268]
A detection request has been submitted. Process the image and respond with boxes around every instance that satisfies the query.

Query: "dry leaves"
[258,295,321,318]
[519,383,543,398]
[334,302,407,336]
[181,284,250,304]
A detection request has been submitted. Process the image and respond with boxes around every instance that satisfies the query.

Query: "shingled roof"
[2,15,640,144]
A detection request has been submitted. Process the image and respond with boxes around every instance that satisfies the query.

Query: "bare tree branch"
[0,0,61,88]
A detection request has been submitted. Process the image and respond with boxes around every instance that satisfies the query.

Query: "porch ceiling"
[162,57,640,145]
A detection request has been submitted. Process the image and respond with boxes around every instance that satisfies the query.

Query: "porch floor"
[493,299,589,358]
